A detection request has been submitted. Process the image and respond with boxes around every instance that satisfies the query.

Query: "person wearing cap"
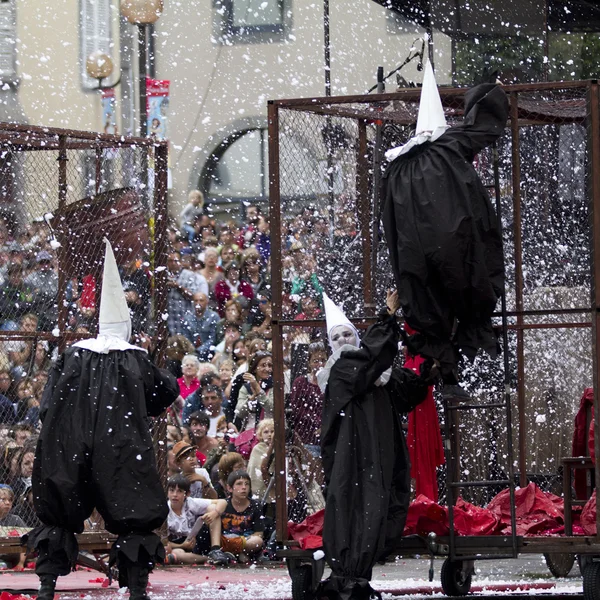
[214,260,254,318]
[382,61,508,383]
[26,239,179,600]
[172,440,216,500]
[317,291,439,600]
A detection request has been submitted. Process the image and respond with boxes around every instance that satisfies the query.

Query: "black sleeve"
[445,83,509,158]
[39,353,69,423]
[329,310,400,400]
[385,365,429,414]
[139,354,180,417]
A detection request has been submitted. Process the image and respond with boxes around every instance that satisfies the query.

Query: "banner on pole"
[146,78,170,140]
[101,88,117,135]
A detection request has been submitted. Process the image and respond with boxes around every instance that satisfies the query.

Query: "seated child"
[165,474,229,565]
[219,470,264,563]
[173,441,217,499]
[0,484,26,569]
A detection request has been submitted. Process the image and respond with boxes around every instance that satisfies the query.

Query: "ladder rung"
[449,479,511,488]
[447,402,507,410]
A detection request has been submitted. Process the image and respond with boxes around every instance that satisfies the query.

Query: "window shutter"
[80,0,111,90]
[0,0,16,82]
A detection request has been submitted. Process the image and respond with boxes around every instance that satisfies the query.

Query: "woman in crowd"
[288,341,327,456]
[214,261,253,317]
[165,335,196,379]
[234,351,273,432]
[177,354,201,400]
[215,299,245,345]
[241,247,268,296]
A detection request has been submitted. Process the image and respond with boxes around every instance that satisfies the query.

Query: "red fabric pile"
[487,482,564,535]
[288,510,324,550]
[582,490,597,535]
[287,483,568,548]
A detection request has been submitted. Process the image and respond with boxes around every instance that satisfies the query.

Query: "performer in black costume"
[27,240,179,600]
[382,61,508,382]
[317,292,437,600]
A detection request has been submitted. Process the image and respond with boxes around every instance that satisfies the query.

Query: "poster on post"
[102,88,117,135]
[146,78,170,140]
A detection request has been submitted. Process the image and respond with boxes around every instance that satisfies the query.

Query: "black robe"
[28,346,179,576]
[318,313,428,600]
[382,83,509,380]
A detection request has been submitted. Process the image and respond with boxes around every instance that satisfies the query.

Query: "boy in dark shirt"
[219,470,264,563]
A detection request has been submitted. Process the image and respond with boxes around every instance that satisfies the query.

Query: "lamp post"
[86,51,115,88]
[120,0,163,138]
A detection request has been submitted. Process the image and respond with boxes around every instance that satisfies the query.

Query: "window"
[0,0,16,83]
[80,0,111,90]
[217,0,285,40]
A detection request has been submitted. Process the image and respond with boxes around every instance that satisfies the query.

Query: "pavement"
[0,555,585,599]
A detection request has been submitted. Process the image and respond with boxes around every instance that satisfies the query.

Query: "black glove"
[419,357,441,386]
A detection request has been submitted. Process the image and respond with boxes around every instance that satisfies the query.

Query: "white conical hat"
[385,57,449,161]
[415,58,447,136]
[99,238,131,341]
[323,292,359,348]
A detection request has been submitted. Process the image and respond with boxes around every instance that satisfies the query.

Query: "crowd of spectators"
[0,189,349,566]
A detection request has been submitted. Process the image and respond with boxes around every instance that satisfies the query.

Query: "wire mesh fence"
[269,81,597,522]
[0,124,169,553]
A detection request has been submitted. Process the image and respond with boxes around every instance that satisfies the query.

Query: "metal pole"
[587,81,600,539]
[510,92,527,488]
[323,0,331,97]
[267,100,288,544]
[138,24,148,137]
[57,135,68,355]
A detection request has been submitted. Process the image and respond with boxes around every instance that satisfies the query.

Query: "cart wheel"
[291,564,314,600]
[583,561,600,600]
[440,559,473,597]
[544,552,575,577]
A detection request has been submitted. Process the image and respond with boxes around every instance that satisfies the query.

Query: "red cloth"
[405,353,445,501]
[581,490,597,535]
[177,377,200,399]
[80,274,96,310]
[573,387,594,497]
[404,495,498,536]
[288,509,324,549]
[487,482,564,535]
[214,279,254,317]
[589,409,596,466]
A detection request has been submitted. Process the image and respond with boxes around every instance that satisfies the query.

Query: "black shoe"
[126,565,150,600]
[208,548,229,566]
[37,575,57,600]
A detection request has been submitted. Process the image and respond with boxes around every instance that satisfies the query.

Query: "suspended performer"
[27,239,179,600]
[382,61,508,383]
[317,291,439,600]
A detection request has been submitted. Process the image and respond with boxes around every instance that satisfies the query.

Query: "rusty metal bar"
[511,92,527,489]
[268,100,288,544]
[95,147,102,195]
[270,80,592,109]
[153,143,169,368]
[587,81,600,541]
[357,120,374,315]
[56,135,69,354]
[0,120,159,145]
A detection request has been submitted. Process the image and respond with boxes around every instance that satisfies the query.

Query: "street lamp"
[86,50,121,90]
[120,0,163,137]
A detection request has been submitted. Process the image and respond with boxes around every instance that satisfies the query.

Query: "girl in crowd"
[235,351,273,432]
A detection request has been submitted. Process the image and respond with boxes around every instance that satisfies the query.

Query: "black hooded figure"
[316,292,432,600]
[26,240,179,600]
[381,66,509,382]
